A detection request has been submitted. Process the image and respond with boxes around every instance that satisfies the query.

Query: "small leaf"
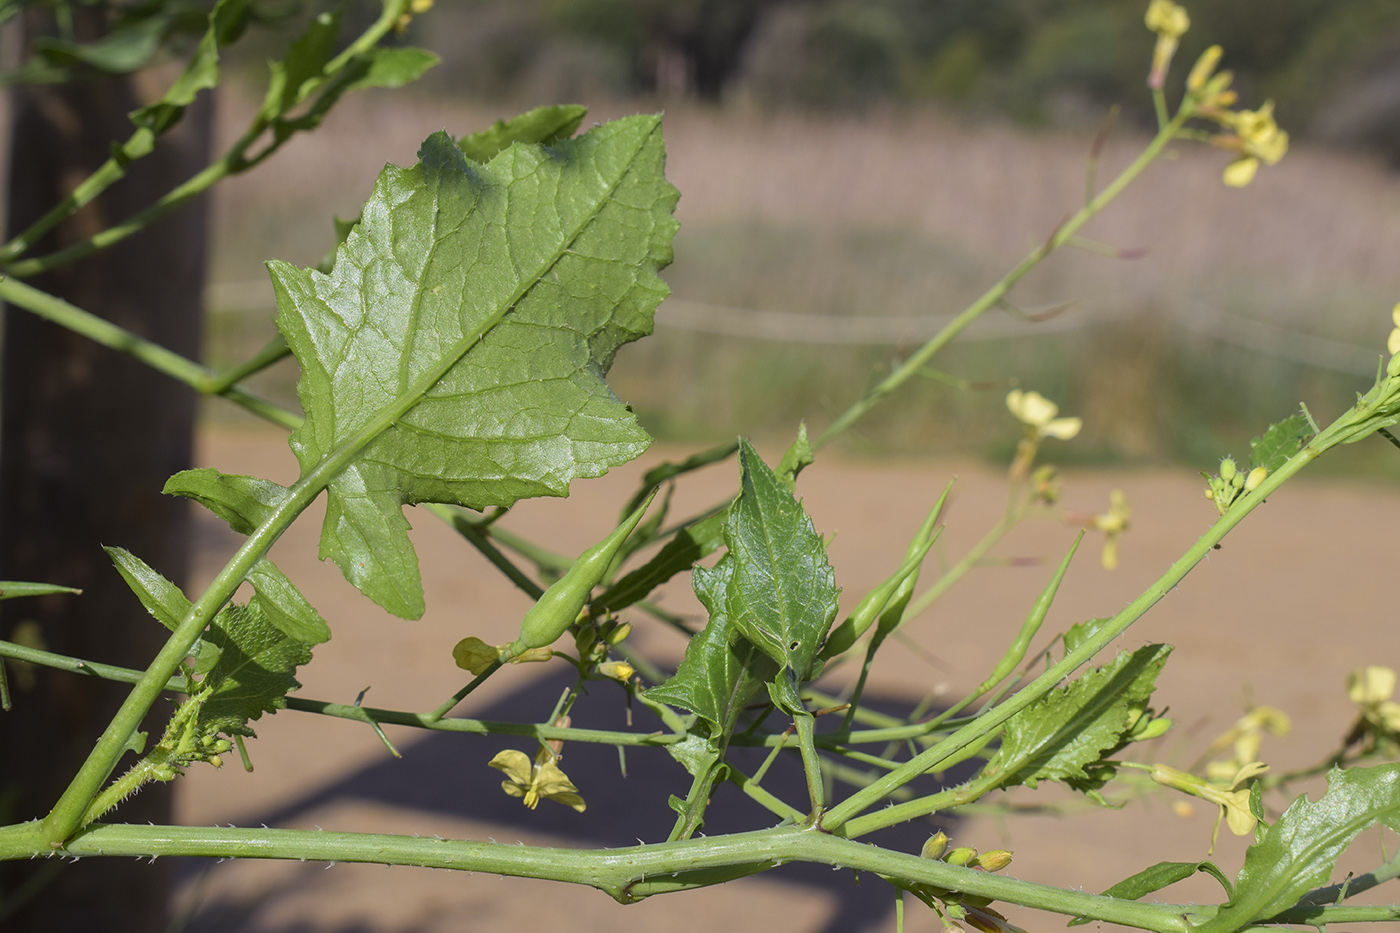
[128,0,250,136]
[247,559,331,645]
[1248,413,1312,474]
[1070,861,1230,926]
[1063,617,1112,656]
[198,601,313,739]
[164,468,290,535]
[986,645,1171,790]
[341,46,439,93]
[723,440,839,711]
[272,116,677,618]
[35,13,173,74]
[1198,764,1400,933]
[645,559,773,732]
[458,104,589,162]
[267,10,341,112]
[105,546,191,632]
[0,581,80,601]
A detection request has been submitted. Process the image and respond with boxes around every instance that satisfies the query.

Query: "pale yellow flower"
[1006,390,1081,441]
[489,749,586,812]
[1216,101,1289,188]
[1145,0,1190,89]
[1091,490,1131,570]
[1203,705,1291,780]
[1152,760,1267,852]
[1347,666,1400,733]
[1006,390,1081,481]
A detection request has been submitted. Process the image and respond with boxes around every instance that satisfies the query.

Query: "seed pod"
[505,490,658,658]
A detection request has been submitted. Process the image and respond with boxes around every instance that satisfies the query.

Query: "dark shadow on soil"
[176,669,977,933]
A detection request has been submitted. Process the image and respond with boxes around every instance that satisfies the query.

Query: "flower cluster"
[1146,1,1289,187]
[1203,455,1267,515]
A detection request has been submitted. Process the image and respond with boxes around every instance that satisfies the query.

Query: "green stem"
[793,712,825,818]
[821,421,1327,835]
[813,104,1193,451]
[0,127,155,263]
[0,276,299,430]
[0,821,1195,930]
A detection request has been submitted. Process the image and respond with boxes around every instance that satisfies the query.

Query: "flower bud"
[921,831,950,860]
[1243,466,1267,493]
[597,659,635,682]
[605,621,633,646]
[973,849,1013,872]
[944,846,978,866]
[1218,457,1236,483]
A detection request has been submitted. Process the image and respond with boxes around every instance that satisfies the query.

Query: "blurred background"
[203,0,1400,472]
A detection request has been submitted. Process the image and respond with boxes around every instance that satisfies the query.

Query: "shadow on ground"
[175,669,974,933]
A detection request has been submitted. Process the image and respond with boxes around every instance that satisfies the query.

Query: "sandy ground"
[170,422,1400,933]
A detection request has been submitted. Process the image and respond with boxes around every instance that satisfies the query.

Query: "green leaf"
[164,468,290,535]
[458,104,588,162]
[106,546,191,632]
[1075,860,1231,926]
[645,559,772,731]
[271,116,677,619]
[1197,764,1400,933]
[985,645,1171,790]
[0,581,80,600]
[1063,617,1111,656]
[129,0,250,136]
[723,440,839,712]
[35,13,173,74]
[198,601,312,739]
[341,46,439,93]
[265,10,341,113]
[1248,413,1312,474]
[247,559,330,645]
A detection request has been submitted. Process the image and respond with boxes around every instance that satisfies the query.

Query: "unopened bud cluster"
[1202,457,1267,515]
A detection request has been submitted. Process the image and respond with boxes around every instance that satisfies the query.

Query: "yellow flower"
[1091,490,1131,570]
[1347,666,1400,733]
[1215,101,1289,187]
[1145,0,1190,89]
[1006,390,1081,481]
[1152,760,1266,852]
[1006,390,1081,441]
[1203,705,1291,780]
[395,0,434,33]
[1386,303,1400,357]
[488,749,586,812]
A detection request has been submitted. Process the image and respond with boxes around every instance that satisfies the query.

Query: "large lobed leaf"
[270,116,678,618]
[1197,763,1400,933]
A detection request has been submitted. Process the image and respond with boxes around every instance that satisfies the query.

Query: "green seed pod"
[506,490,657,658]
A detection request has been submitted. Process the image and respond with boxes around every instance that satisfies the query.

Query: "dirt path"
[172,423,1400,932]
